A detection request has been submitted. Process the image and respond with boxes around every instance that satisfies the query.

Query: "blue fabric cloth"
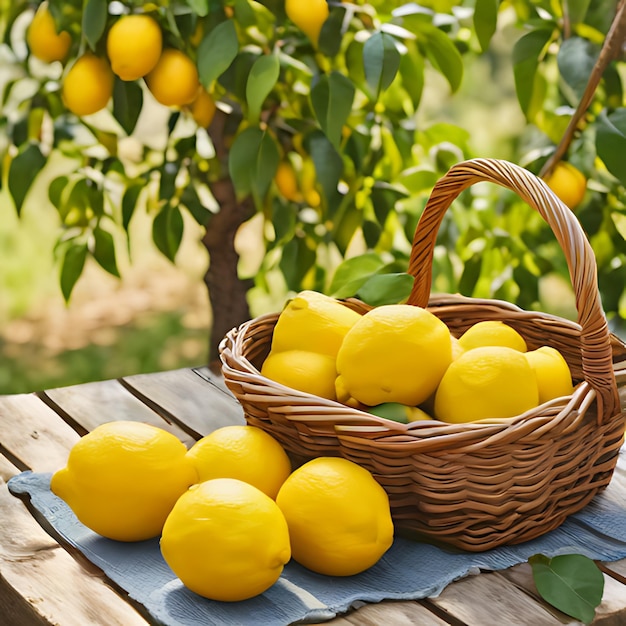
[8,445,626,626]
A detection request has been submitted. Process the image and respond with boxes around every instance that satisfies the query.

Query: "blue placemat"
[8,446,626,626]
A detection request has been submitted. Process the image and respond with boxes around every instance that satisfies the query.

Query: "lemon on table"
[524,346,574,404]
[434,346,539,423]
[271,290,361,358]
[458,320,527,352]
[106,14,163,81]
[161,478,291,601]
[450,335,465,360]
[276,457,394,576]
[261,349,338,401]
[50,421,197,541]
[186,425,291,499]
[336,304,452,406]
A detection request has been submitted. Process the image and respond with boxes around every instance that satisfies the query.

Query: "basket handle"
[407,158,620,420]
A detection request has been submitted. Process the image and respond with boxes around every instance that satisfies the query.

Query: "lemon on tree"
[145,48,200,107]
[186,425,291,499]
[524,346,574,404]
[458,320,527,352]
[434,346,539,423]
[160,478,291,601]
[27,1,72,64]
[543,162,587,210]
[285,0,329,47]
[106,14,163,81]
[62,54,114,117]
[276,457,394,576]
[189,87,216,128]
[51,421,197,541]
[336,304,452,407]
[274,160,304,202]
[261,349,338,401]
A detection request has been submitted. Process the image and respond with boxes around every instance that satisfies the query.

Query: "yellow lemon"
[186,425,291,499]
[50,421,197,541]
[450,334,465,360]
[543,162,587,210]
[336,304,452,406]
[62,54,114,116]
[189,87,216,127]
[275,160,303,202]
[27,2,72,63]
[261,349,337,400]
[106,14,163,81]
[524,346,574,404]
[434,346,539,423]
[285,0,329,46]
[276,457,394,576]
[271,290,361,358]
[145,48,200,107]
[161,478,291,601]
[458,320,527,352]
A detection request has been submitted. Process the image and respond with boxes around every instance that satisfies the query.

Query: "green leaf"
[356,272,414,306]
[93,226,120,277]
[279,237,316,291]
[512,29,553,116]
[113,79,144,136]
[8,143,47,216]
[186,0,209,17]
[567,0,592,24]
[197,19,239,89]
[152,203,184,261]
[474,0,499,53]
[246,53,280,125]
[398,43,425,109]
[310,71,355,150]
[82,0,107,50]
[329,253,386,298]
[48,176,69,210]
[558,37,598,104]
[596,110,626,186]
[60,242,88,302]
[229,127,280,202]
[363,32,401,97]
[317,6,345,57]
[181,184,212,226]
[418,24,463,93]
[365,403,409,423]
[530,554,604,624]
[308,130,343,208]
[122,183,143,232]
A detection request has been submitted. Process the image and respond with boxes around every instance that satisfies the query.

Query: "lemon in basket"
[187,425,292,499]
[270,290,361,358]
[160,478,291,601]
[50,421,197,541]
[458,320,527,352]
[261,349,338,401]
[336,304,452,406]
[434,346,539,423]
[524,346,574,404]
[276,457,393,576]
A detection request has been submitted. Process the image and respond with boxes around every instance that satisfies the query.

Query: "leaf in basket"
[329,253,386,299]
[356,273,414,306]
[529,553,604,624]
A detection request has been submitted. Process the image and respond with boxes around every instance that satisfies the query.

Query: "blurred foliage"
[1,0,626,338]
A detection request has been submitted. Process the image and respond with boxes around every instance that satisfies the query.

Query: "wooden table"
[2,366,626,626]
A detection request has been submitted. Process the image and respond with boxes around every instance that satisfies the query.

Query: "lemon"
[276,457,394,576]
[271,290,361,358]
[50,421,197,541]
[275,160,303,202]
[336,304,452,406]
[458,320,527,352]
[450,334,465,360]
[145,48,200,107]
[189,87,216,128]
[62,54,114,117]
[524,346,574,404]
[186,425,291,499]
[285,0,329,46]
[161,478,291,601]
[543,162,587,210]
[27,2,72,63]
[261,349,337,400]
[434,346,539,423]
[106,14,163,81]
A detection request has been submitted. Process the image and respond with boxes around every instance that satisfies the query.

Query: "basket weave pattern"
[220,158,626,551]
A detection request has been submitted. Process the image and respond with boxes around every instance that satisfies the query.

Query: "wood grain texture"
[324,600,450,625]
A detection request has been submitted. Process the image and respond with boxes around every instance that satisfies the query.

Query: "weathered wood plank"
[325,600,450,625]
[0,453,149,625]
[601,558,626,581]
[192,366,234,396]
[121,368,245,437]
[41,379,195,446]
[428,569,577,625]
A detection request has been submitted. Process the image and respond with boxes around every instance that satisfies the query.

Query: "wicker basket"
[220,158,626,551]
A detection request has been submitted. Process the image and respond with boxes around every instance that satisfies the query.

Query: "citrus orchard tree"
[1,0,626,365]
